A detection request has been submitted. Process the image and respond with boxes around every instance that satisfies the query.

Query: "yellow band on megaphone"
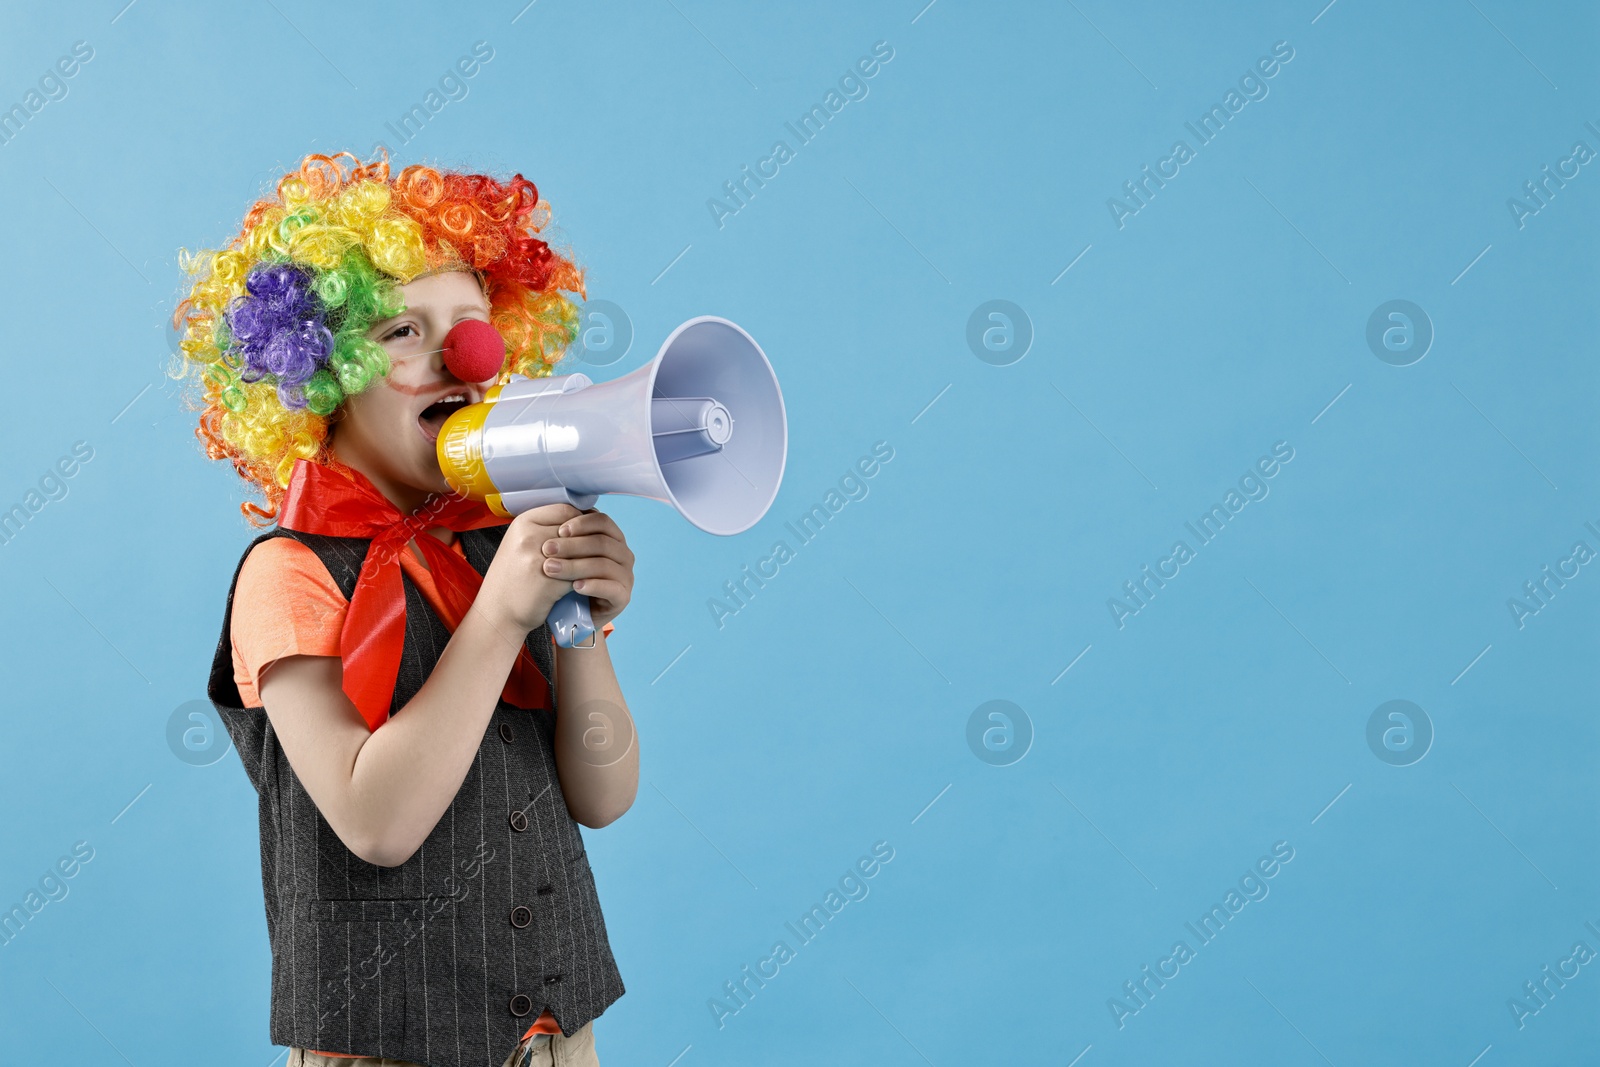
[435,402,498,501]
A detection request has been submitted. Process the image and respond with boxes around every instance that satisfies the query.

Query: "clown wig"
[171,149,585,524]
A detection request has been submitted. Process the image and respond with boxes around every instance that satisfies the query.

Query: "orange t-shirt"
[230,531,611,1051]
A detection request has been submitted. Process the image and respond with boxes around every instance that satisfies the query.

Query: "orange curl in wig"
[170,149,587,525]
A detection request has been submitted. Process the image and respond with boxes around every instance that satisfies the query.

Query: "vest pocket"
[302,914,410,1056]
[564,851,611,945]
[303,898,455,923]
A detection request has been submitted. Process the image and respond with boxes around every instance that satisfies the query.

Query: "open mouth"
[418,392,472,441]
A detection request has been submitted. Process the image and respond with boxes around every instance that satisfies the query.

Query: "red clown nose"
[441,319,507,383]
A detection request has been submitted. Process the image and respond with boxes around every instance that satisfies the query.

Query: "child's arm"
[549,618,640,828]
[543,508,641,828]
[257,503,582,868]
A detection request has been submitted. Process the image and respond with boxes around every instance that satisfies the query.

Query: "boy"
[178,151,637,1067]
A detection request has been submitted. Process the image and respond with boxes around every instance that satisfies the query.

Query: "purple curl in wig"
[224,262,336,410]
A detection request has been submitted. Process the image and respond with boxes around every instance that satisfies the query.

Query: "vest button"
[509,810,529,832]
[498,722,515,744]
[509,993,533,1017]
[510,905,533,928]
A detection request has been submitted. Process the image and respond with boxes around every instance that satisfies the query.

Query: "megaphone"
[436,316,787,648]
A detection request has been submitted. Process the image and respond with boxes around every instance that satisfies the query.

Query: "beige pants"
[289,1020,598,1067]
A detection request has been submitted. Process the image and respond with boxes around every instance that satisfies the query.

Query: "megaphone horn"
[437,315,787,647]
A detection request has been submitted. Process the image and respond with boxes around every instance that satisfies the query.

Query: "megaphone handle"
[547,590,598,649]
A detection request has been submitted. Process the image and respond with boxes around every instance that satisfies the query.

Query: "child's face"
[330,269,499,507]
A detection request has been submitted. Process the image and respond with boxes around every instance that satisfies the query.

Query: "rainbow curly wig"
[171,149,585,524]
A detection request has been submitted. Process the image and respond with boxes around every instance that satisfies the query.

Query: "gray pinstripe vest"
[206,524,625,1067]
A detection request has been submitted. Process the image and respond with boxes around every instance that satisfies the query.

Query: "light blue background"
[0,1,1595,1064]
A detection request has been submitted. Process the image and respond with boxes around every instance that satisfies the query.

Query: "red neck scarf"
[277,458,550,731]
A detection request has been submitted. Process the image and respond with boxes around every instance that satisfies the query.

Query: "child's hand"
[540,507,634,629]
[475,503,585,635]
